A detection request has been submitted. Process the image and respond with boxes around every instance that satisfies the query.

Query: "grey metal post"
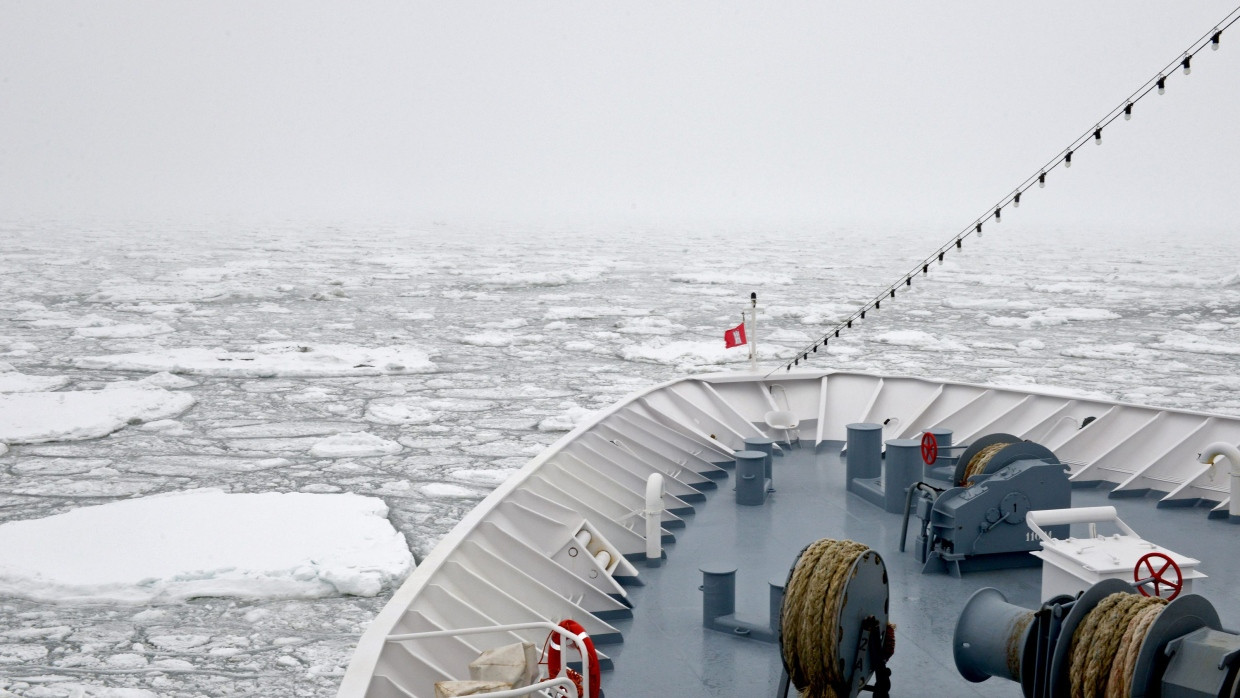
[743,436,776,484]
[927,428,953,461]
[735,450,769,505]
[768,578,786,638]
[700,566,737,628]
[846,423,883,493]
[884,438,921,514]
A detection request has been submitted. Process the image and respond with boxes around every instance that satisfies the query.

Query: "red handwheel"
[546,619,600,698]
[1134,552,1183,600]
[920,432,938,465]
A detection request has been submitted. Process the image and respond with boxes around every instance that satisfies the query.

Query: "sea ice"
[73,342,437,377]
[613,316,685,336]
[0,369,71,393]
[872,330,971,352]
[986,307,1121,329]
[0,385,195,444]
[479,267,607,286]
[670,270,792,285]
[0,489,413,603]
[309,431,404,458]
[619,339,789,368]
[365,399,438,425]
[75,321,175,338]
[537,402,595,431]
[1154,331,1240,356]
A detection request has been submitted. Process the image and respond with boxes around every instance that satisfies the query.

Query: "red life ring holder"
[547,619,600,698]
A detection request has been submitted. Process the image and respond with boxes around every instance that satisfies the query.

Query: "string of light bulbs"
[770,5,1240,377]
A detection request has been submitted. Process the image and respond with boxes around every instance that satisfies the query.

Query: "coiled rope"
[1067,592,1167,698]
[961,442,1013,486]
[780,538,870,698]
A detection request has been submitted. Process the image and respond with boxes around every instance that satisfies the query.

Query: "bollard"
[743,437,776,488]
[846,423,883,494]
[768,578,785,638]
[927,428,953,461]
[734,450,769,505]
[884,439,921,514]
[700,566,737,628]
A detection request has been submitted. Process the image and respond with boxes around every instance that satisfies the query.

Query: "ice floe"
[986,307,1121,329]
[18,310,116,329]
[75,321,175,338]
[365,399,438,425]
[671,270,792,285]
[1059,343,1161,361]
[87,279,283,303]
[1154,331,1240,356]
[613,316,685,336]
[309,431,403,458]
[0,385,195,444]
[537,402,596,431]
[0,367,71,393]
[543,306,648,321]
[74,342,437,377]
[207,421,355,439]
[419,482,482,498]
[872,330,971,352]
[479,267,607,286]
[0,489,413,603]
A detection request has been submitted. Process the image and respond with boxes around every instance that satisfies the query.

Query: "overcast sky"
[1,2,1237,232]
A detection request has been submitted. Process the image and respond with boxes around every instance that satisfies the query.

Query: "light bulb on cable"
[1182,55,1192,75]
[1124,103,1133,120]
[1064,150,1073,168]
[1157,76,1166,94]
[1212,31,1221,50]
[1038,172,1046,188]
[1094,127,1102,145]
[1014,192,1021,208]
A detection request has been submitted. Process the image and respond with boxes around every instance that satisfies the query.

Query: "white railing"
[386,621,589,698]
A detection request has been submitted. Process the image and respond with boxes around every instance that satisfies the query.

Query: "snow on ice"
[0,489,413,603]
[73,342,437,377]
[0,385,194,444]
[309,432,404,458]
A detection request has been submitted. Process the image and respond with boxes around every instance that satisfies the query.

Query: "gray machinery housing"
[954,578,1240,697]
[906,433,1071,576]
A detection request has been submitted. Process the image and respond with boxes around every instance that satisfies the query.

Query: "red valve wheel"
[1134,552,1183,600]
[920,432,938,465]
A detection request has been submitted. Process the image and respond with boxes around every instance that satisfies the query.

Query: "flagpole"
[748,292,758,372]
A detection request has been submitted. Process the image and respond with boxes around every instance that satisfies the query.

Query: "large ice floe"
[0,364,71,393]
[73,342,437,377]
[0,489,414,603]
[308,431,404,458]
[0,384,195,444]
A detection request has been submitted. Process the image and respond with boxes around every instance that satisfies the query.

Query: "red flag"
[724,322,747,348]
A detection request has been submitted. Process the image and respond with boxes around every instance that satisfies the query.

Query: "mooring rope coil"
[781,538,872,698]
[961,442,1013,486]
[1067,592,1167,698]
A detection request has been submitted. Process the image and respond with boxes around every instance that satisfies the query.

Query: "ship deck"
[603,443,1240,697]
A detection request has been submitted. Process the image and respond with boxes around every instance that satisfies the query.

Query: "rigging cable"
[768,5,1240,377]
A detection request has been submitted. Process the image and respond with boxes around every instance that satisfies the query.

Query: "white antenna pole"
[748,292,758,372]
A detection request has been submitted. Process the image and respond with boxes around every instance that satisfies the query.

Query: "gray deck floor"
[602,444,1240,697]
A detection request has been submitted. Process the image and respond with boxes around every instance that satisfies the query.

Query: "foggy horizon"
[3,2,1238,233]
